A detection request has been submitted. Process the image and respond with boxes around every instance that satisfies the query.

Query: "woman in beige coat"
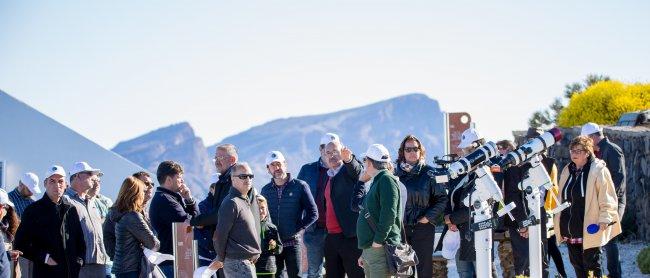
[553,135,621,278]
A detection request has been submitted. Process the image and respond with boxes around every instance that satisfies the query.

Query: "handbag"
[363,178,418,277]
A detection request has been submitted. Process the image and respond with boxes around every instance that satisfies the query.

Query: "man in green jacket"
[357,144,402,277]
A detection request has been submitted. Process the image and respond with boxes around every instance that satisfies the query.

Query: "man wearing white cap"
[260,151,318,277]
[298,132,340,278]
[65,161,110,278]
[14,165,86,278]
[581,122,626,278]
[8,172,41,218]
[356,144,402,277]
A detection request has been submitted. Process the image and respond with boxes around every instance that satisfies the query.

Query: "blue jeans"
[115,271,140,278]
[223,258,256,278]
[304,227,326,278]
[159,264,174,278]
[456,252,476,278]
[277,242,302,277]
[603,239,621,278]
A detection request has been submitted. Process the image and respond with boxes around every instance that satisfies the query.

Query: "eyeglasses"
[404,147,420,153]
[569,149,587,155]
[235,174,254,180]
[145,181,155,187]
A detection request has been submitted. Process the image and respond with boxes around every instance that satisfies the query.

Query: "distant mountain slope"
[208,93,445,184]
[113,122,212,197]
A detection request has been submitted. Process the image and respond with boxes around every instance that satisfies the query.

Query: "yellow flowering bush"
[557,81,650,127]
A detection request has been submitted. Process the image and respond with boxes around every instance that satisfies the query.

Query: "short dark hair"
[156,161,183,185]
[132,171,151,180]
[368,157,389,170]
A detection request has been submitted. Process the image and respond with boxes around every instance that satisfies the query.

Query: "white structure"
[0,90,145,199]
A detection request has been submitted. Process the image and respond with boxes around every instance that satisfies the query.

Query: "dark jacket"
[395,162,448,226]
[297,159,329,232]
[501,165,528,229]
[190,166,234,227]
[255,219,283,275]
[194,193,217,262]
[149,187,199,266]
[213,187,262,261]
[597,137,626,218]
[14,195,86,278]
[356,170,402,249]
[260,174,318,241]
[110,210,160,274]
[442,173,476,261]
[326,157,363,238]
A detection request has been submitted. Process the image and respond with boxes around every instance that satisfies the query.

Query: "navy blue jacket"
[149,187,199,265]
[261,175,318,241]
[297,159,328,202]
[194,193,217,262]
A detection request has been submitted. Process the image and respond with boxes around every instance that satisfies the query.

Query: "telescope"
[498,128,562,170]
[433,141,515,278]
[497,128,570,278]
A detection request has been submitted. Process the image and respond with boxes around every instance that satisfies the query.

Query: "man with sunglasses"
[261,151,318,277]
[210,163,262,278]
[65,161,110,278]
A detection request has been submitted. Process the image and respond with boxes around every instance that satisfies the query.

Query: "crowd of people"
[0,122,626,278]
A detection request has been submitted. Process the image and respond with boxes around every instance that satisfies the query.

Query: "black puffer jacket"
[110,210,160,274]
[395,162,448,226]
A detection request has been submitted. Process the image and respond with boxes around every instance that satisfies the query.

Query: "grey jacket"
[109,210,160,274]
[64,189,109,265]
[213,188,261,262]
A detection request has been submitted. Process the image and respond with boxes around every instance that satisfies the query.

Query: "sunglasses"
[404,147,420,153]
[145,181,155,187]
[235,174,254,180]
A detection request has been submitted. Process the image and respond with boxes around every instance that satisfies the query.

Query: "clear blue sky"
[2,1,649,149]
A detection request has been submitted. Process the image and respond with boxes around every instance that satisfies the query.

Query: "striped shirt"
[7,188,35,218]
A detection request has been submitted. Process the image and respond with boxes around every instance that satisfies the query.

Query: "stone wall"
[514,126,650,241]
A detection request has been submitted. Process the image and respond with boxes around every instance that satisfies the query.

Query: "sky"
[2,1,649,149]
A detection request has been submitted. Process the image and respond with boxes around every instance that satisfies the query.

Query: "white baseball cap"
[581,122,602,136]
[45,165,67,178]
[265,151,286,166]
[320,133,340,146]
[20,172,42,194]
[458,128,482,149]
[0,189,14,208]
[69,162,103,177]
[363,144,391,163]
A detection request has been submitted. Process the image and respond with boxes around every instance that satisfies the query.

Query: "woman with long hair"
[394,134,447,277]
[109,176,160,278]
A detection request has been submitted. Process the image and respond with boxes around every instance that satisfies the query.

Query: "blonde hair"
[114,176,146,213]
[569,135,595,157]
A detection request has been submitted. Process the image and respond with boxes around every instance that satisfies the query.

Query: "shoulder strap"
[362,175,409,244]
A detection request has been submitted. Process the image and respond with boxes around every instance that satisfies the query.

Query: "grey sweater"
[213,188,261,261]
